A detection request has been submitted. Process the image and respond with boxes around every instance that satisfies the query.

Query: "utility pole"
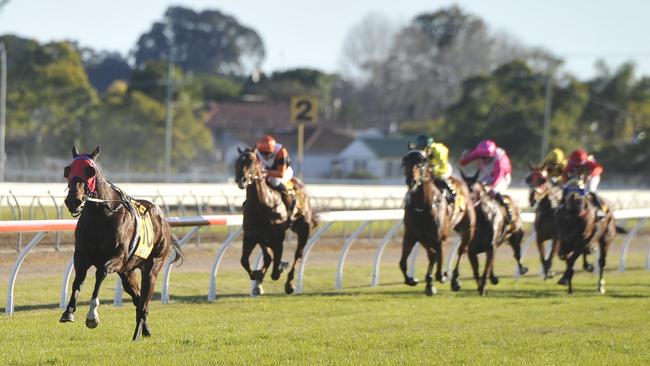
[0,42,7,182]
[163,22,174,181]
[540,67,555,160]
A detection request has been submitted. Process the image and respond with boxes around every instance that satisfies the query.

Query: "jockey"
[459,139,513,222]
[409,134,455,204]
[255,135,295,219]
[540,148,567,184]
[563,148,605,214]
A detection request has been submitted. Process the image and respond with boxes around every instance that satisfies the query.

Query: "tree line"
[1,4,649,178]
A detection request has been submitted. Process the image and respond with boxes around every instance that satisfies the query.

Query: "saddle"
[288,178,307,215]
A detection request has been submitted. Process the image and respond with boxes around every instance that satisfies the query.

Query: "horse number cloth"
[130,200,155,260]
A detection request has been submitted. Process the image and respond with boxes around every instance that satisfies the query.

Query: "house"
[335,136,414,181]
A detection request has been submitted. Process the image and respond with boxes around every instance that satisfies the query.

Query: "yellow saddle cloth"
[130,199,155,260]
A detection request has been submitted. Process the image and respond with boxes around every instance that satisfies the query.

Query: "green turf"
[1,256,650,366]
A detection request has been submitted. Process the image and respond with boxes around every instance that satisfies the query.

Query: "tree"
[81,49,132,93]
[1,35,98,158]
[339,12,397,84]
[133,6,265,76]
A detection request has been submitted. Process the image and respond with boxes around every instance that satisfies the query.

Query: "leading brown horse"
[400,151,475,296]
[555,178,619,294]
[525,165,593,279]
[234,147,315,295]
[458,170,528,295]
[59,146,181,341]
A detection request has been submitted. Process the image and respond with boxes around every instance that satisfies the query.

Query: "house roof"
[359,136,414,158]
[205,101,290,132]
[261,125,355,155]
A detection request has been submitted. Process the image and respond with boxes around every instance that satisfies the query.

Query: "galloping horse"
[60,146,181,341]
[400,151,475,296]
[234,147,315,295]
[525,165,593,279]
[458,171,528,295]
[555,178,619,294]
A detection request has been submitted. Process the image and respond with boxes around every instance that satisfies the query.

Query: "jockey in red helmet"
[460,139,514,222]
[255,135,295,219]
[563,148,606,216]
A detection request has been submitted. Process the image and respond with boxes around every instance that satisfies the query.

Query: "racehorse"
[525,164,593,279]
[458,170,528,295]
[59,146,181,341]
[555,178,619,294]
[234,147,315,295]
[400,151,475,296]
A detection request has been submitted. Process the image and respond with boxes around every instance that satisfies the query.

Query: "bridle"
[236,151,265,188]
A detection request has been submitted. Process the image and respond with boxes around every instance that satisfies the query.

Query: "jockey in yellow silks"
[409,134,455,204]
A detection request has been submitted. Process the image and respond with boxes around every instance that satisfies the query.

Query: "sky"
[1,0,649,79]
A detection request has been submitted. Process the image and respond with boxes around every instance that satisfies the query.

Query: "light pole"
[540,65,556,160]
[163,21,174,181]
[0,42,7,182]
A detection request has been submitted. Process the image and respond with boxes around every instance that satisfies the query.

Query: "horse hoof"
[285,283,295,295]
[59,312,74,323]
[271,272,281,281]
[404,278,419,287]
[544,271,555,280]
[425,286,437,296]
[451,281,461,292]
[252,284,264,297]
[490,276,499,285]
[557,277,568,286]
[435,272,448,283]
[279,262,289,272]
[584,264,594,273]
[85,317,100,329]
[519,266,529,275]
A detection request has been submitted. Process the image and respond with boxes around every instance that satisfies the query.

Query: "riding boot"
[494,192,512,224]
[276,183,295,226]
[589,192,606,220]
[434,178,455,205]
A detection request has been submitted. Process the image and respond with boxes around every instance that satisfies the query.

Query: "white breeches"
[587,175,600,193]
[267,167,294,187]
[490,173,512,193]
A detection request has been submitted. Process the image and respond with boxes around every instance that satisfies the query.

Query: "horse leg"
[480,247,495,296]
[285,220,309,294]
[399,235,418,286]
[468,250,481,294]
[85,267,107,329]
[424,247,438,296]
[133,259,162,341]
[558,250,581,294]
[544,238,558,279]
[240,236,255,280]
[597,239,609,294]
[270,232,286,281]
[582,251,594,273]
[451,228,471,292]
[509,229,528,276]
[60,255,89,323]
[434,239,446,283]
[119,271,141,307]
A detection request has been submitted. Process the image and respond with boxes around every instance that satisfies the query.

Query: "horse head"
[563,177,589,213]
[63,146,100,216]
[525,163,549,207]
[402,150,427,189]
[234,147,263,189]
[460,169,483,203]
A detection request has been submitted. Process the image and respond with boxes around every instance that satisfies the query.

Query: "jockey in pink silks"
[459,139,514,222]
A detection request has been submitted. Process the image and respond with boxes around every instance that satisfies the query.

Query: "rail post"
[618,219,646,272]
[161,227,200,304]
[296,222,334,294]
[207,228,243,301]
[371,221,403,287]
[6,231,48,315]
[335,220,371,290]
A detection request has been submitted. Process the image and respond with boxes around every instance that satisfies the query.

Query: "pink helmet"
[474,139,497,158]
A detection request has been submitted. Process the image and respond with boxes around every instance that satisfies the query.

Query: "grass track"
[1,256,650,365]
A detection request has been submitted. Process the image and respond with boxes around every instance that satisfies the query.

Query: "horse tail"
[615,225,628,234]
[170,234,184,266]
[310,215,319,229]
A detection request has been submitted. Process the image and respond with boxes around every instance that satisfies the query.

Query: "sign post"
[290,96,318,178]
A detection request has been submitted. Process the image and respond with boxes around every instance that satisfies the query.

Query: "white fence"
[4,208,650,316]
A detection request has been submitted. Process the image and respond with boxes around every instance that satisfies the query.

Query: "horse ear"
[459,169,468,181]
[63,166,71,179]
[472,170,480,181]
[72,146,79,158]
[89,146,100,160]
[237,146,243,154]
[528,161,535,170]
[84,166,96,179]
